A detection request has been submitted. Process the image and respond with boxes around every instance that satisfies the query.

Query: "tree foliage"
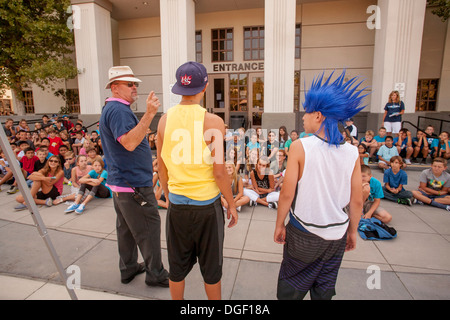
[0,0,77,105]
[428,0,450,22]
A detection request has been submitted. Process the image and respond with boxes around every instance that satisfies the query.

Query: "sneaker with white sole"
[7,186,18,194]
[45,198,53,207]
[75,204,85,214]
[64,203,79,214]
[14,203,27,211]
[404,158,411,165]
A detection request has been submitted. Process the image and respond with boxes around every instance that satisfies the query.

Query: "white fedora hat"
[105,66,142,89]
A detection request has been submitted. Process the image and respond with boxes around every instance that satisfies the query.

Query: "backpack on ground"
[358,217,397,240]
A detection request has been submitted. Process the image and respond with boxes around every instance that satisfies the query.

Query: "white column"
[73,2,113,115]
[437,21,450,112]
[371,0,427,114]
[160,0,196,112]
[263,0,296,113]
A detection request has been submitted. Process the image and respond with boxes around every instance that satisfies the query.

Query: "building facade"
[2,0,450,136]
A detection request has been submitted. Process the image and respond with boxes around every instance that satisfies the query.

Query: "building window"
[66,89,80,113]
[229,73,248,111]
[22,91,35,114]
[212,28,233,62]
[295,24,301,59]
[0,99,12,115]
[294,71,301,112]
[244,26,264,60]
[416,79,439,111]
[195,30,202,63]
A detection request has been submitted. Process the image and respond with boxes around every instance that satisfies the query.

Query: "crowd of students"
[0,115,110,214]
[2,116,450,217]
[216,122,450,219]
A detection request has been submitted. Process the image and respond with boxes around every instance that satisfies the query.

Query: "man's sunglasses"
[114,81,139,88]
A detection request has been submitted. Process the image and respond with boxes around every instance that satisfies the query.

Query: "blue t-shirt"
[427,137,439,149]
[383,168,408,190]
[246,141,260,150]
[100,100,154,187]
[384,102,405,123]
[393,136,409,150]
[368,177,384,201]
[374,135,386,143]
[88,169,112,198]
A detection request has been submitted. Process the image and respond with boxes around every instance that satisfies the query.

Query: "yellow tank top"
[161,104,220,201]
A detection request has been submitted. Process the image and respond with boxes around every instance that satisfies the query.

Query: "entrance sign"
[212,62,264,73]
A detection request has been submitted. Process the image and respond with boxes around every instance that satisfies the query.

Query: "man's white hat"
[105,66,142,89]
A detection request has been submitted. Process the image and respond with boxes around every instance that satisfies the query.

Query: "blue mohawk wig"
[303,70,370,147]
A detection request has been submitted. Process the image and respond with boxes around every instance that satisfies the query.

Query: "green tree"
[428,0,450,22]
[0,0,78,115]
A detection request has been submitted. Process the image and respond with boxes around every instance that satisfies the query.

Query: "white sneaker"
[45,198,53,207]
[405,159,411,165]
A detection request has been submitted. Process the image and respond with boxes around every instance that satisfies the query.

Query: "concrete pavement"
[0,166,449,300]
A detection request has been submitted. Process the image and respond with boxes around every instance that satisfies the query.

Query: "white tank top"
[291,135,358,240]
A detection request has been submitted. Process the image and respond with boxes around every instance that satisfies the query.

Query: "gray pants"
[113,187,168,283]
[382,186,413,202]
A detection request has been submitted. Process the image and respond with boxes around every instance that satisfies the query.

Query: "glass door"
[249,73,264,127]
[206,74,228,124]
[229,73,248,129]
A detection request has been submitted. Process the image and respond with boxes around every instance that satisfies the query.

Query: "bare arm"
[274,140,303,244]
[156,114,170,204]
[345,159,363,251]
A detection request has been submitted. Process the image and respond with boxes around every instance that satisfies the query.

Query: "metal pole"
[0,124,78,300]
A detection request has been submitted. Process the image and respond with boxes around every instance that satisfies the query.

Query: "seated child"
[358,144,369,165]
[270,150,287,188]
[412,157,450,211]
[54,154,92,205]
[64,158,111,214]
[382,156,413,205]
[246,132,261,157]
[284,130,299,157]
[62,151,76,184]
[20,147,39,187]
[361,165,392,223]
[394,128,413,165]
[360,130,378,161]
[221,161,250,212]
[438,131,450,160]
[0,150,14,191]
[377,136,400,170]
[14,155,64,210]
[412,129,430,164]
[374,127,387,150]
[20,146,38,174]
[244,156,280,209]
[86,147,102,165]
[72,131,85,156]
[425,125,439,159]
[242,147,259,188]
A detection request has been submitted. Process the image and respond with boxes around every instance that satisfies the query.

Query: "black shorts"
[36,186,60,200]
[166,197,224,284]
